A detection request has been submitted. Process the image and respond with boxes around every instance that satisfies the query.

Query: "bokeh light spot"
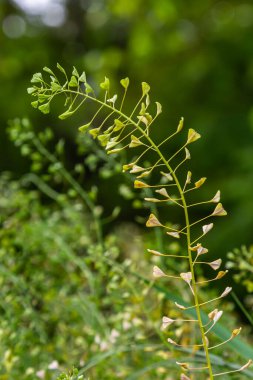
[41,4,66,27]
[2,14,26,38]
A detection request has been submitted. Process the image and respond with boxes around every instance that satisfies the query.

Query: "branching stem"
[40,86,216,378]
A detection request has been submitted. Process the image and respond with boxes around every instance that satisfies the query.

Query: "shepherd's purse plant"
[27,64,252,379]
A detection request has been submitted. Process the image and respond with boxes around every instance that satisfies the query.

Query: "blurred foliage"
[227,245,253,293]
[0,118,178,379]
[1,0,253,254]
[0,170,170,379]
[1,0,253,377]
[56,367,84,380]
[0,117,252,378]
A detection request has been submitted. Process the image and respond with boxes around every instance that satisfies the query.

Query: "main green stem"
[142,133,214,380]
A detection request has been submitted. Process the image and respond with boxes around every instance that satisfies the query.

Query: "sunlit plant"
[28,64,252,379]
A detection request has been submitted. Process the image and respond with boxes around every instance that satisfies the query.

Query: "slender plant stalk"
[28,66,252,379]
[125,120,214,379]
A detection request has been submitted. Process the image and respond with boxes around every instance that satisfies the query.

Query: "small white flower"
[161,316,174,330]
[36,370,45,379]
[94,335,101,344]
[109,329,120,343]
[48,360,59,370]
[100,341,109,351]
[25,368,34,375]
[123,320,131,330]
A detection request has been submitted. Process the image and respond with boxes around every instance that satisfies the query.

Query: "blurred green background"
[1,1,253,378]
[1,0,253,254]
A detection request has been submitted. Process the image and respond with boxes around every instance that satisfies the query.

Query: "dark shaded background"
[1,0,253,254]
